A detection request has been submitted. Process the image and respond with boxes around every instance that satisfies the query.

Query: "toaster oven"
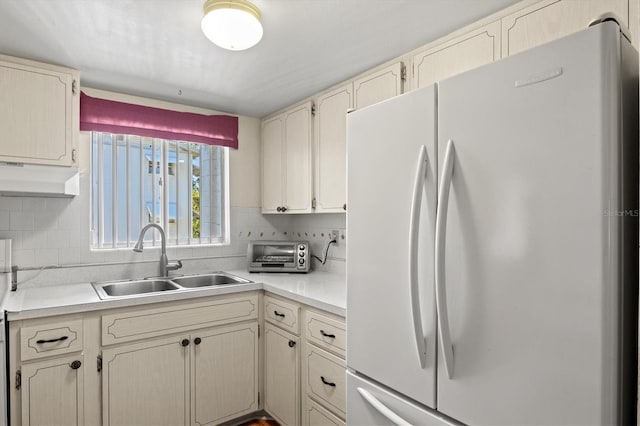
[247,241,310,273]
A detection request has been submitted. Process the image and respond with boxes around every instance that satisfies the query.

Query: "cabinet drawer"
[304,397,345,426]
[305,344,346,418]
[20,319,83,361]
[304,310,345,357]
[101,293,258,345]
[265,295,300,335]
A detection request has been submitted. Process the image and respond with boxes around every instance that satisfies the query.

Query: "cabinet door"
[264,323,300,426]
[413,21,500,89]
[353,62,404,110]
[262,115,284,213]
[21,355,84,426]
[501,0,629,57]
[191,322,259,425]
[314,83,352,213]
[0,57,78,166]
[102,336,189,426]
[284,102,313,213]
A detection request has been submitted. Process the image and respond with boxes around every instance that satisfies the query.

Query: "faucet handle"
[167,259,183,271]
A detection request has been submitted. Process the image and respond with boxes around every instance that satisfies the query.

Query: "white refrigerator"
[346,21,638,425]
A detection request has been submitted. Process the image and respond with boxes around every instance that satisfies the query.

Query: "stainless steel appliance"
[346,21,638,425]
[247,241,310,273]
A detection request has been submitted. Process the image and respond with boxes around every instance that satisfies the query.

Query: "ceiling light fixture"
[201,0,263,51]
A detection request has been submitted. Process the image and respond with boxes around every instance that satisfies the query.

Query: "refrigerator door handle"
[357,387,412,426]
[435,139,455,379]
[408,144,428,368]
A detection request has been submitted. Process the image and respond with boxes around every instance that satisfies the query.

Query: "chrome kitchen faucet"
[133,223,182,277]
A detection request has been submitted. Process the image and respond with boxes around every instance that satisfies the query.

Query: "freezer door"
[435,22,634,424]
[347,371,461,426]
[347,86,437,408]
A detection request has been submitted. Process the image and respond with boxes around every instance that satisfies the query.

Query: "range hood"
[0,163,79,197]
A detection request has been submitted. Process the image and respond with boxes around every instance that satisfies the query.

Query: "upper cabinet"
[412,21,501,89]
[262,102,313,214]
[314,83,352,213]
[0,54,79,167]
[353,62,404,110]
[501,0,629,57]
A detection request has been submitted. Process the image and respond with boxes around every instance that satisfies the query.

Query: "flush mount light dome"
[201,0,263,51]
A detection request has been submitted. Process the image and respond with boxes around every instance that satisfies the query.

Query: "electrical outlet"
[331,230,339,245]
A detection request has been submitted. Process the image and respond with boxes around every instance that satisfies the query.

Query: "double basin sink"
[92,272,252,300]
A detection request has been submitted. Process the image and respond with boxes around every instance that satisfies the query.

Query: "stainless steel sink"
[93,279,181,299]
[171,273,251,288]
[92,272,253,299]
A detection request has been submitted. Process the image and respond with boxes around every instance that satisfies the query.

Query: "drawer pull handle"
[36,336,69,344]
[288,340,296,348]
[320,330,336,339]
[70,360,81,370]
[320,376,336,387]
[274,310,285,318]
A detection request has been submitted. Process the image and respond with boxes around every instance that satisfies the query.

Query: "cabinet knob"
[181,339,190,347]
[276,206,282,212]
[343,203,347,211]
[194,337,202,345]
[288,340,296,348]
[70,360,82,370]
[281,206,288,212]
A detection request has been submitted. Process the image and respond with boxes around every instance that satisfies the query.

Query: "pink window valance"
[80,92,238,149]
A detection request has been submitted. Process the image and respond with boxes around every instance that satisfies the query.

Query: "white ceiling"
[0,0,520,118]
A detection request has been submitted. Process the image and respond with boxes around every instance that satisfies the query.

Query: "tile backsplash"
[0,192,346,288]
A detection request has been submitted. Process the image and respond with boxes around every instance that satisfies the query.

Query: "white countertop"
[5,270,346,321]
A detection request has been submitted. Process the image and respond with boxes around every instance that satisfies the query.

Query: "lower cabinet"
[191,323,259,425]
[20,354,84,426]
[304,397,345,426]
[102,323,259,426]
[9,290,344,425]
[102,335,189,425]
[264,323,300,425]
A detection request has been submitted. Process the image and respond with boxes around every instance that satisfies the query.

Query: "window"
[90,132,228,249]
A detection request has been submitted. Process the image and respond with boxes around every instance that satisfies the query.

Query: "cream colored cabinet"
[262,102,313,214]
[304,397,345,426]
[501,0,629,57]
[103,323,259,426]
[313,83,352,213]
[102,335,189,426]
[0,54,79,167]
[21,354,85,426]
[301,308,346,425]
[191,323,259,425]
[264,294,302,425]
[353,62,404,110]
[412,21,501,89]
[10,316,87,425]
[101,293,259,426]
[262,115,284,213]
[264,323,300,426]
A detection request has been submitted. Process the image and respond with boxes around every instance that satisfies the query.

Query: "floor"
[236,418,279,426]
